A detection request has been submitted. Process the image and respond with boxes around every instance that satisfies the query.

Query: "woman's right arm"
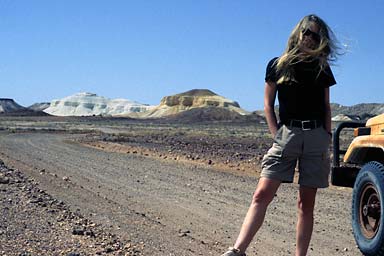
[264,81,278,137]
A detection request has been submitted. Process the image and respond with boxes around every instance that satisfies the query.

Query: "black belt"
[283,119,323,130]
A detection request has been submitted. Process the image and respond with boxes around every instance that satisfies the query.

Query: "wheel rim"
[359,183,381,239]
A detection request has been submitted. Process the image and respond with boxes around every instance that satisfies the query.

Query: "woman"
[222,14,340,256]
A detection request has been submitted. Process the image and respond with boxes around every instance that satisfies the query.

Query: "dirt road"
[0,132,361,255]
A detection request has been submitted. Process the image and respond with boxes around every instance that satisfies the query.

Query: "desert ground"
[0,116,362,255]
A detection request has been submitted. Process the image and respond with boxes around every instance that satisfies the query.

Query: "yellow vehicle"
[332,113,384,255]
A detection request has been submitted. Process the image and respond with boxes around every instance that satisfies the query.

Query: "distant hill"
[174,89,218,97]
[138,89,249,118]
[0,98,49,116]
[255,103,383,122]
[3,92,382,122]
[331,103,384,121]
[28,102,50,112]
[44,92,154,117]
[158,107,263,123]
[0,98,25,113]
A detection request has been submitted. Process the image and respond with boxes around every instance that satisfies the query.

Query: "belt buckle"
[301,120,312,131]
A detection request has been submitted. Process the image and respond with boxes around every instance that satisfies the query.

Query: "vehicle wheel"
[352,161,384,255]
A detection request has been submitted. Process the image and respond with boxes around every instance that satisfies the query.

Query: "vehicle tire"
[352,161,384,256]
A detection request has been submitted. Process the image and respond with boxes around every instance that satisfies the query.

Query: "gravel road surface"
[0,132,361,255]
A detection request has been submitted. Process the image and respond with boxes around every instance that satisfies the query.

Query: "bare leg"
[296,186,317,256]
[233,178,281,253]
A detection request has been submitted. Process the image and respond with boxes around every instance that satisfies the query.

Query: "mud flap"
[331,166,360,188]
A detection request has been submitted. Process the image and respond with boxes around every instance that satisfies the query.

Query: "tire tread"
[352,161,384,256]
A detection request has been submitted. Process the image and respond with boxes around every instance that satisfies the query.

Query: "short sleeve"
[265,57,279,83]
[321,66,336,87]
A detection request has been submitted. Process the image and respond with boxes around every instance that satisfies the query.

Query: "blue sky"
[1,0,383,111]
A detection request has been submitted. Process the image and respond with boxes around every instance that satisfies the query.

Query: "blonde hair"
[276,14,340,84]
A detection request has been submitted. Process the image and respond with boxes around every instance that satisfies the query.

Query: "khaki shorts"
[260,125,331,188]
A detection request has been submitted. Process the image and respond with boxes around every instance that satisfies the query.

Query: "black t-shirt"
[265,57,336,122]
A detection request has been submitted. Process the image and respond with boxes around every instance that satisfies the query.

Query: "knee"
[251,188,275,207]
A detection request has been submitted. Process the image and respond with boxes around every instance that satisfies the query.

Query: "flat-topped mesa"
[44,92,155,117]
[174,89,218,97]
[160,89,240,108]
[0,98,25,113]
[140,89,248,118]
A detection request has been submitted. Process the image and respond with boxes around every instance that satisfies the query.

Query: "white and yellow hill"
[137,89,249,118]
